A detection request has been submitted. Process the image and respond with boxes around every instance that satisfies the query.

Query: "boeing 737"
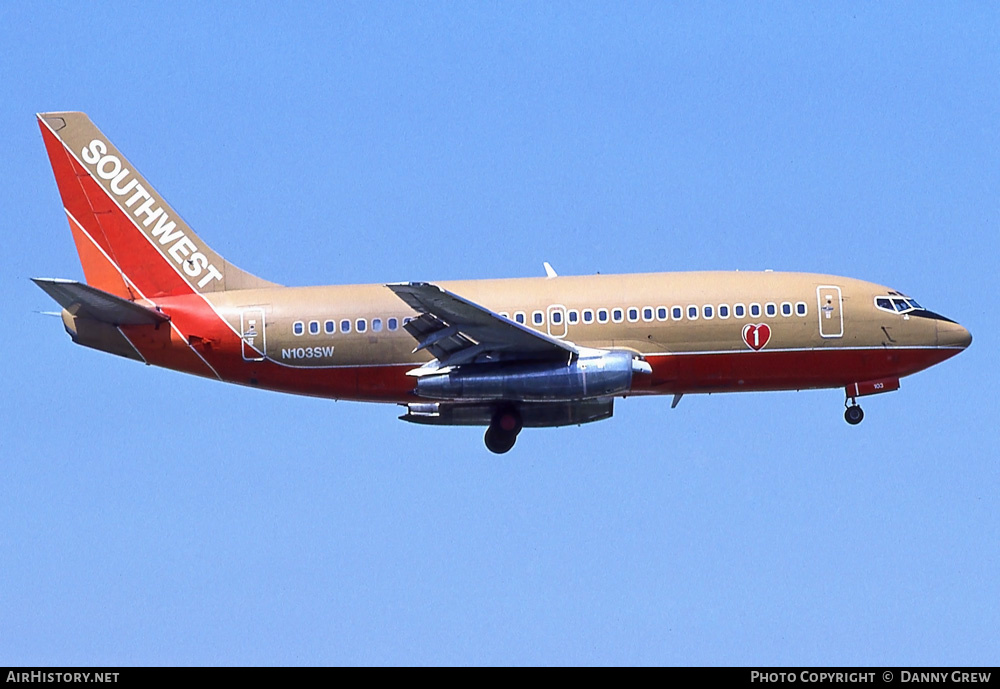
[34,112,972,453]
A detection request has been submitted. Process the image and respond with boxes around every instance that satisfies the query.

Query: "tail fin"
[38,112,276,300]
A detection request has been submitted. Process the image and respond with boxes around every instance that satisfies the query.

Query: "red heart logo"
[742,323,771,351]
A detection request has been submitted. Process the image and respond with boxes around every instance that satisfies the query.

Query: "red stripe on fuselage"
[636,346,963,394]
[161,345,961,404]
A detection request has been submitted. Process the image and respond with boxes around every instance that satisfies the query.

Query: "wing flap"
[32,278,169,326]
[402,312,479,361]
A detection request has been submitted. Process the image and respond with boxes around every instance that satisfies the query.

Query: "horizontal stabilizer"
[32,278,170,326]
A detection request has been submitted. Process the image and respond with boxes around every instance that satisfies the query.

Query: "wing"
[386,282,577,368]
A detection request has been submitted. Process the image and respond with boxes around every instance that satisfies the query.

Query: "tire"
[844,405,864,425]
[484,426,517,454]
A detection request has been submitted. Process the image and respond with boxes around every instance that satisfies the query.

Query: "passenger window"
[499,312,509,319]
[388,317,399,331]
[341,319,351,333]
[533,311,544,325]
[403,317,413,325]
[598,309,609,323]
[325,320,336,334]
[687,305,698,320]
[781,303,792,317]
[568,310,579,324]
[672,306,683,320]
[766,303,777,317]
[734,304,746,318]
[627,308,639,322]
[657,307,668,321]
[612,308,624,323]
[372,318,383,332]
[719,305,730,319]
[552,311,562,324]
[356,319,367,333]
[515,312,526,324]
[583,309,594,323]
[309,321,320,335]
[643,307,654,321]
[750,303,761,317]
[293,321,304,336]
[703,305,713,319]
[796,302,807,316]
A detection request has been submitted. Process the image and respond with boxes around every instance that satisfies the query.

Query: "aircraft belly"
[663,347,961,394]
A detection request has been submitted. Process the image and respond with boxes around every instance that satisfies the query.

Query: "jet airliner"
[34,112,971,453]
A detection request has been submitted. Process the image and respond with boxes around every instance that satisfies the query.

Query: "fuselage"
[129,270,971,403]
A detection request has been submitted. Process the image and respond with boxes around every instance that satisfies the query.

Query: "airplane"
[33,112,972,453]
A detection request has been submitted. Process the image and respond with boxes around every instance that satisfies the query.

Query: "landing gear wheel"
[844,404,864,425]
[485,405,522,454]
[484,426,517,454]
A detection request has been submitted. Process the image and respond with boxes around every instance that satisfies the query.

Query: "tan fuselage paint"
[203,270,952,378]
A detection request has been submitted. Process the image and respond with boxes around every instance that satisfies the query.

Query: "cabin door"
[241,308,267,361]
[816,286,843,338]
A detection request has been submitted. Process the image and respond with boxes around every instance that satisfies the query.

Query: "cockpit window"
[875,295,924,315]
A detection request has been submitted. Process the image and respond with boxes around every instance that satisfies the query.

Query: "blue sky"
[2,2,997,665]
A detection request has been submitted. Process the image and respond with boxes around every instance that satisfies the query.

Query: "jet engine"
[414,350,651,402]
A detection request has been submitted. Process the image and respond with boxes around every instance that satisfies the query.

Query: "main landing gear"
[485,405,522,454]
[844,399,864,425]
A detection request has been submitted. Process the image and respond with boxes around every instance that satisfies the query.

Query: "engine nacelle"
[415,350,646,402]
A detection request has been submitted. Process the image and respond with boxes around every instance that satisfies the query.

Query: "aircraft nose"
[937,320,972,349]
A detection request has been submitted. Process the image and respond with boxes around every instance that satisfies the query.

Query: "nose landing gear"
[484,405,522,454]
[842,378,898,425]
[844,399,864,425]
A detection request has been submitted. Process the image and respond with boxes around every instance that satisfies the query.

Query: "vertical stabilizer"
[38,112,277,299]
